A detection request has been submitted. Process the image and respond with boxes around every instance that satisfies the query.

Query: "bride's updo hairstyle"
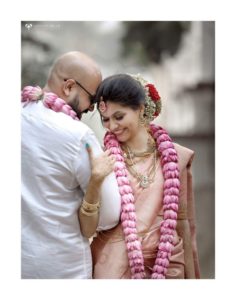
[95,74,146,111]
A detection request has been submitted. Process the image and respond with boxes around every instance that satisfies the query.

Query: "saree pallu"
[91,143,200,279]
[91,216,185,279]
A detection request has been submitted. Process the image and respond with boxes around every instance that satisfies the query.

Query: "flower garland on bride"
[102,75,180,279]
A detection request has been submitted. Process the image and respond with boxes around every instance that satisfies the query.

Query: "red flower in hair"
[145,84,161,102]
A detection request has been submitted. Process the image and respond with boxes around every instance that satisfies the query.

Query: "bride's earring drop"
[139,112,146,126]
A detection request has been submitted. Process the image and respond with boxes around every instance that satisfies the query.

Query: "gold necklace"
[122,134,156,160]
[126,146,158,188]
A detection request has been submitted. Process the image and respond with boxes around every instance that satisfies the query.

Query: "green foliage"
[121,21,190,64]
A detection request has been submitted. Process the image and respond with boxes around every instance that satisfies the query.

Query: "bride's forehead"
[102,102,126,114]
[105,101,123,109]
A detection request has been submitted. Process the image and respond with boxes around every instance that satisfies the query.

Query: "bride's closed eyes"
[102,113,125,123]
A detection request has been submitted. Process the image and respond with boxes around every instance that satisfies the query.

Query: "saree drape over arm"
[91,143,200,279]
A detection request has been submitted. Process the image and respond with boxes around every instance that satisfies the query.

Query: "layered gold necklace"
[121,135,158,188]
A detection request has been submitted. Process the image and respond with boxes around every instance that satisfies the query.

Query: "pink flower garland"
[21,86,79,120]
[104,123,180,279]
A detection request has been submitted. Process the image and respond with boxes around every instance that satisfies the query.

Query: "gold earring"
[139,113,146,126]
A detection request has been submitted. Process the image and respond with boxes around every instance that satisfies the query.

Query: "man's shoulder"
[45,103,94,135]
[22,102,96,141]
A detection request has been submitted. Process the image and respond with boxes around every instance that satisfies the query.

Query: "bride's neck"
[122,126,150,152]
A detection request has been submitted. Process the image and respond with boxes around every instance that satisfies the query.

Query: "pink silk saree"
[91,143,200,279]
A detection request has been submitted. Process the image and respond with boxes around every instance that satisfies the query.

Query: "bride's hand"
[86,143,116,183]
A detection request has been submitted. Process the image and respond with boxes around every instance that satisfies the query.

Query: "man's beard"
[67,98,82,120]
[67,98,90,120]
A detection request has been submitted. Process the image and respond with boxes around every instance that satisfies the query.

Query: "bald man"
[21,52,121,278]
[44,51,101,118]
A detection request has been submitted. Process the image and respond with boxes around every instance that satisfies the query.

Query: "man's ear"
[63,79,75,96]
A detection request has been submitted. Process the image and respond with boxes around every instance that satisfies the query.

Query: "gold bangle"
[82,199,100,211]
[80,206,99,216]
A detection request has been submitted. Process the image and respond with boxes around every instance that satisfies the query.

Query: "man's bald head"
[45,51,102,98]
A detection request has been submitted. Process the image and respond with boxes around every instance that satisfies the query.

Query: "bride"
[91,73,200,279]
